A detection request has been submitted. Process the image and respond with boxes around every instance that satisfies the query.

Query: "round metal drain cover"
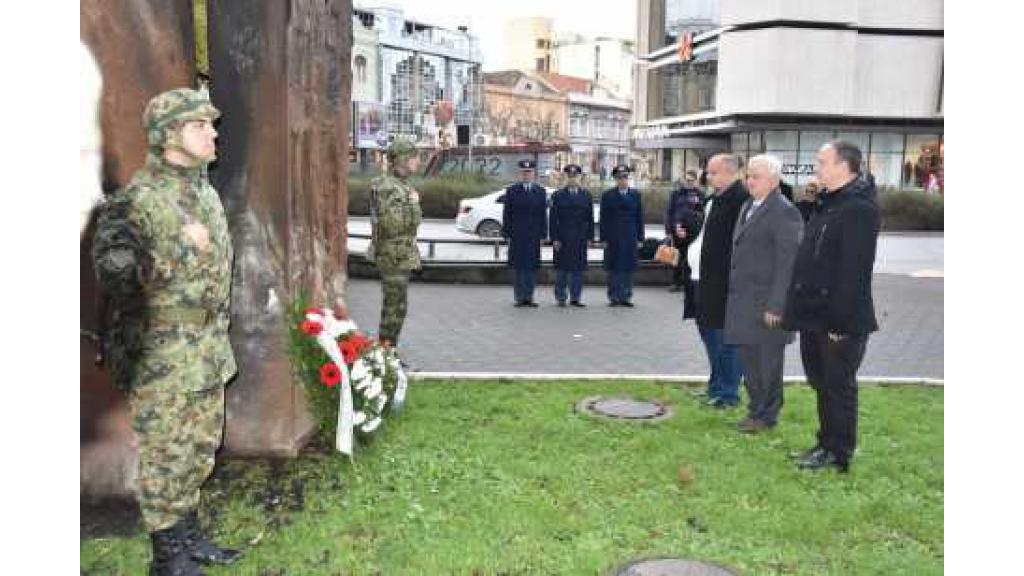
[617,558,738,576]
[577,396,673,422]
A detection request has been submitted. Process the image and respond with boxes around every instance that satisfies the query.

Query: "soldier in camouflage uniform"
[92,88,240,576]
[367,138,423,348]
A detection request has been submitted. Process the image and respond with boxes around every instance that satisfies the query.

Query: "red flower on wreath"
[348,332,372,354]
[300,319,323,336]
[319,362,341,387]
[340,339,359,365]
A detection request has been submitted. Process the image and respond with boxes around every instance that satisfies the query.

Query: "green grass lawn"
[80,380,943,575]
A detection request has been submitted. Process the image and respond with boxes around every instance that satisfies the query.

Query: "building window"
[867,132,905,191]
[659,48,718,117]
[536,58,546,72]
[354,54,367,84]
[663,0,721,49]
[903,134,942,190]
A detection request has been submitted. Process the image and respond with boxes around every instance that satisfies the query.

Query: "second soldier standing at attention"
[502,159,548,307]
[600,164,644,307]
[548,164,594,307]
[368,138,423,349]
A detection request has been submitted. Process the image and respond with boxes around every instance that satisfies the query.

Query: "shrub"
[878,190,944,231]
[348,171,506,219]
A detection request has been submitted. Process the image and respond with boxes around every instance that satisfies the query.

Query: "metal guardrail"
[348,232,602,261]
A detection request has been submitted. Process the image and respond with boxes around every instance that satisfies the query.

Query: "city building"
[479,70,631,179]
[557,74,632,180]
[633,0,944,191]
[552,34,636,101]
[502,17,635,101]
[503,17,556,73]
[351,5,483,157]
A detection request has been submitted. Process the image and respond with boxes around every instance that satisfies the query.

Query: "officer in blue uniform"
[549,164,594,307]
[502,159,548,307]
[599,164,644,307]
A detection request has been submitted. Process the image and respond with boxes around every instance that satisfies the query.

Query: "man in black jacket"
[783,140,880,473]
[665,170,704,293]
[693,154,750,408]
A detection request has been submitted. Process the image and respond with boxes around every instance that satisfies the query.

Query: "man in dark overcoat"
[599,165,644,307]
[502,159,548,307]
[784,140,880,473]
[549,164,594,307]
[694,153,751,408]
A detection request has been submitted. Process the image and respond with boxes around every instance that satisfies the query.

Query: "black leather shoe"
[570,301,586,307]
[557,301,567,307]
[525,301,539,308]
[181,512,241,566]
[608,301,621,307]
[514,301,528,307]
[150,525,205,576]
[620,301,635,307]
[788,445,824,461]
[796,448,849,473]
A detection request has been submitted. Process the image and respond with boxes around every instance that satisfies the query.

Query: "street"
[347,217,945,277]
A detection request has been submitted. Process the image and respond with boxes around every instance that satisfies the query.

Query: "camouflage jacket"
[367,174,422,272]
[91,154,237,391]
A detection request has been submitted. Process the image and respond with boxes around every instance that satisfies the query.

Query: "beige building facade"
[633,0,943,191]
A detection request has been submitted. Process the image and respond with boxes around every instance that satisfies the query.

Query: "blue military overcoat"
[501,182,548,269]
[549,186,594,271]
[599,187,644,272]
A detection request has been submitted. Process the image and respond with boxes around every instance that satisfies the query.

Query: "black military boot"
[181,510,241,566]
[149,525,205,576]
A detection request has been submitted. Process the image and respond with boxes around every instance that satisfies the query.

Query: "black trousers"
[799,330,869,463]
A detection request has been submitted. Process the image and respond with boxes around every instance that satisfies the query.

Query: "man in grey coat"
[724,154,804,433]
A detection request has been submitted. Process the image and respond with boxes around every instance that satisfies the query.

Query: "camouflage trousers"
[378,271,410,345]
[130,385,224,532]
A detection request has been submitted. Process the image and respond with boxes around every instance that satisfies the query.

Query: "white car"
[455,187,600,238]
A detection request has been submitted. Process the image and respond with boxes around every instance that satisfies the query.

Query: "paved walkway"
[345,273,943,380]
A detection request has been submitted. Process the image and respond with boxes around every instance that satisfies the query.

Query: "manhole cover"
[617,558,738,576]
[577,396,673,422]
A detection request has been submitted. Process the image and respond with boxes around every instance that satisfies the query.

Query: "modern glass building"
[353,6,483,149]
[632,0,944,192]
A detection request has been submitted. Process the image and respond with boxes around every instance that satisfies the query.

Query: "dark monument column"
[208,0,353,455]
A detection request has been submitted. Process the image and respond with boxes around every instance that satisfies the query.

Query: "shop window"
[870,132,905,153]
[730,132,748,156]
[867,153,903,191]
[765,130,798,151]
[904,134,942,190]
[799,131,835,154]
[836,131,870,153]
[748,130,764,153]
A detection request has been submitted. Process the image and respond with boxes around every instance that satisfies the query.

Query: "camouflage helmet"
[386,137,419,160]
[143,88,220,150]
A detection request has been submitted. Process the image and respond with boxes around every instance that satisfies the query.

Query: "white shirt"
[687,197,714,281]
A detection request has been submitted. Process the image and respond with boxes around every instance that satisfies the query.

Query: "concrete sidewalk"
[345,273,943,380]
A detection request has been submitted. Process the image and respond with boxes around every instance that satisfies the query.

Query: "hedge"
[878,190,944,231]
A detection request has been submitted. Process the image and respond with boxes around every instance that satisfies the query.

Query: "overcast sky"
[356,0,637,70]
